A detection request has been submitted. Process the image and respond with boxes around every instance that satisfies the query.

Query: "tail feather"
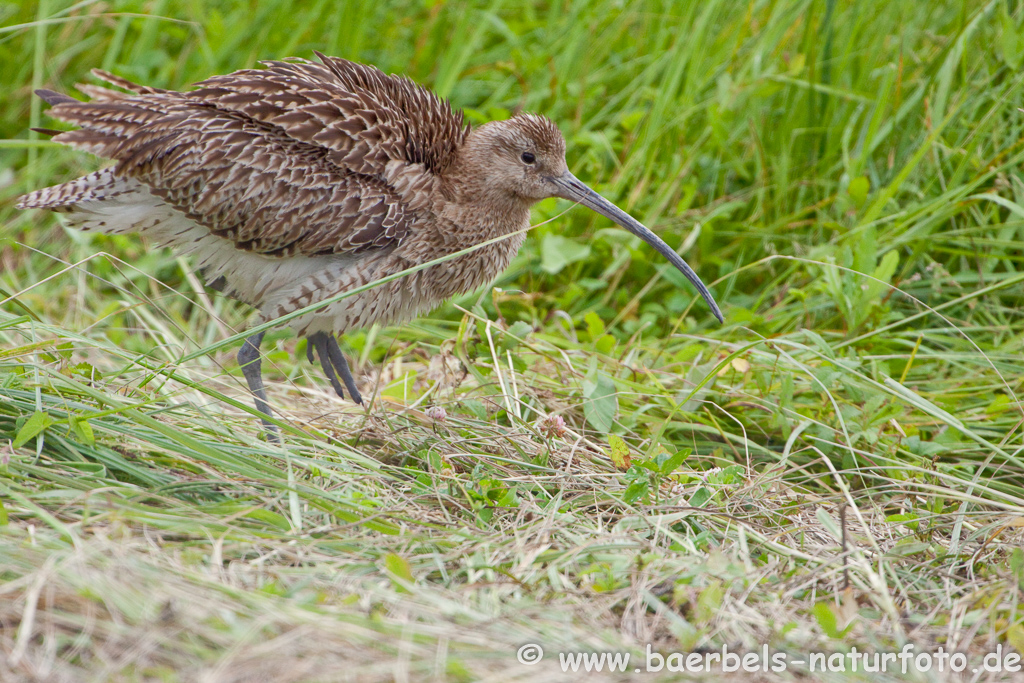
[90,69,168,95]
[16,168,129,211]
[16,169,181,238]
[76,84,134,103]
[30,73,178,158]
[35,89,77,106]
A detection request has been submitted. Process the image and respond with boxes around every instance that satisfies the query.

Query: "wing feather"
[25,56,468,256]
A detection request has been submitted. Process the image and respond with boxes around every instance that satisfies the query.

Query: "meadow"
[1,0,1023,680]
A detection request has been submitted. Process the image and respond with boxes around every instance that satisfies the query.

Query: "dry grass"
[1,323,1022,680]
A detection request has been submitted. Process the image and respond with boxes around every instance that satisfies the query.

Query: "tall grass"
[2,0,1023,680]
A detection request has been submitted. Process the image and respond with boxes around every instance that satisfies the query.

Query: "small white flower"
[699,467,722,482]
[425,405,447,422]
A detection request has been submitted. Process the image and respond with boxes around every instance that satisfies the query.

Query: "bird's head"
[462,113,724,323]
[465,113,569,201]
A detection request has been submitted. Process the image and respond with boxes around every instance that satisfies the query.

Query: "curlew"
[17,54,723,439]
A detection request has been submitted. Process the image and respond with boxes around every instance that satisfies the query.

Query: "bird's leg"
[307,331,363,405]
[237,331,280,443]
[326,335,363,404]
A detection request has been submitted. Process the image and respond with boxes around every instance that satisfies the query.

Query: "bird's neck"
[440,189,532,241]
[443,166,534,236]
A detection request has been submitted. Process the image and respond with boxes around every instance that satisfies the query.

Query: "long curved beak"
[547,171,724,323]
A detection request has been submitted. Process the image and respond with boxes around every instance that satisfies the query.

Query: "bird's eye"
[521,151,536,164]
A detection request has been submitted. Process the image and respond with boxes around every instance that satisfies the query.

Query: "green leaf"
[1009,547,1024,576]
[1008,624,1024,657]
[595,334,616,355]
[800,329,836,360]
[887,540,931,557]
[607,434,629,469]
[885,512,920,531]
[660,449,690,475]
[584,311,605,341]
[619,110,645,132]
[70,417,95,446]
[689,487,711,507]
[848,176,870,206]
[381,370,418,401]
[985,394,1010,416]
[582,363,617,432]
[13,411,55,448]
[814,507,842,540]
[1000,4,1024,69]
[865,250,899,303]
[623,479,648,504]
[62,462,105,477]
[540,234,591,274]
[70,362,101,380]
[695,581,723,623]
[461,400,487,420]
[501,321,533,352]
[812,601,840,638]
[245,508,292,531]
[384,553,414,593]
[258,580,287,596]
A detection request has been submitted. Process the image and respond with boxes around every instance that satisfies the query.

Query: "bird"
[17,53,723,441]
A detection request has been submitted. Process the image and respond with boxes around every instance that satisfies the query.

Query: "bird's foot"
[306,331,363,404]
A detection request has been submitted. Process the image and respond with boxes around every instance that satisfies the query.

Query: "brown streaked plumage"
[18,53,723,440]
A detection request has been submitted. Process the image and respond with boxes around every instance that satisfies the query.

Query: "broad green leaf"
[848,176,869,206]
[381,370,418,402]
[865,250,899,303]
[689,487,711,507]
[1010,547,1024,576]
[595,334,616,355]
[584,311,605,341]
[887,541,932,557]
[800,329,836,360]
[500,320,533,352]
[607,434,629,469]
[245,509,292,531]
[814,507,842,541]
[13,411,55,448]
[1000,4,1023,69]
[540,234,591,274]
[623,480,648,504]
[659,449,690,475]
[70,417,95,446]
[986,394,1011,416]
[1009,625,1024,656]
[619,110,645,132]
[812,602,840,638]
[695,581,723,623]
[582,364,617,432]
[62,462,105,477]
[385,553,414,593]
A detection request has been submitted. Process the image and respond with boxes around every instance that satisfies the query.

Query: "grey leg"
[307,332,363,405]
[238,331,280,443]
[325,335,363,405]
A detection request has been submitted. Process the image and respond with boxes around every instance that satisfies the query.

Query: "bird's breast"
[263,210,530,336]
[402,205,531,297]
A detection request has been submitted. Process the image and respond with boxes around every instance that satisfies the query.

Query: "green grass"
[2,0,1024,680]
